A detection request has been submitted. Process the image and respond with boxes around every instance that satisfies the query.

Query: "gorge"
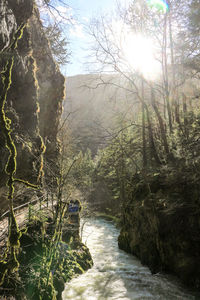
[1,0,200,299]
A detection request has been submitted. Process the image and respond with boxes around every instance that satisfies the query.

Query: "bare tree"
[37,0,72,65]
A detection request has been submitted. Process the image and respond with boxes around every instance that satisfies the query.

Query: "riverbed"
[62,218,199,300]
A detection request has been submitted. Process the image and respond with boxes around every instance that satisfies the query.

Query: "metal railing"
[0,194,52,244]
[0,194,50,221]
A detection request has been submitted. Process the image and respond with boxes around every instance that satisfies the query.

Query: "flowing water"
[63,218,199,300]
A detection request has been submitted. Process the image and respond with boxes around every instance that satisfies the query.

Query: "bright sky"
[53,0,163,79]
[62,0,130,76]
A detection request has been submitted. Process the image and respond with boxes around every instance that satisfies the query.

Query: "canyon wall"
[0,0,65,214]
[118,173,200,289]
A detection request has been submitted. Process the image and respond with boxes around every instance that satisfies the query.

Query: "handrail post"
[40,196,42,211]
[28,204,31,222]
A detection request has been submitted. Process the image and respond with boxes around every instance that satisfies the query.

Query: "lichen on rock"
[0,0,65,209]
[0,1,89,299]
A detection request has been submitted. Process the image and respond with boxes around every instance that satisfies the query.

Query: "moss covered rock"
[118,173,200,290]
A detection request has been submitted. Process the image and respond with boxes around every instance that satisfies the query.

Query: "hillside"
[64,74,140,154]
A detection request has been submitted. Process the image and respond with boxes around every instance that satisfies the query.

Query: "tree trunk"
[168,8,180,125]
[141,80,147,169]
[151,88,169,156]
[146,106,161,165]
[163,14,173,133]
[182,93,188,137]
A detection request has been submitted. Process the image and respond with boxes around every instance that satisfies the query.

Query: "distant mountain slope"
[64,73,200,156]
[63,74,138,154]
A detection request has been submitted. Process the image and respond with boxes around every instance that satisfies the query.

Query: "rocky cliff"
[0,0,65,214]
[118,171,200,289]
[0,1,93,299]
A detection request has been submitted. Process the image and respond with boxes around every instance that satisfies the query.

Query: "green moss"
[0,261,8,286]
[14,178,39,189]
[0,22,41,286]
[0,54,19,285]
[13,214,93,299]
[118,230,131,253]
[37,135,46,183]
[95,212,120,226]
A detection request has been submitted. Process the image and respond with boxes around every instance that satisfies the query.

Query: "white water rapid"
[63,218,199,300]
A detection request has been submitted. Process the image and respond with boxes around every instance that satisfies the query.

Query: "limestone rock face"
[27,8,65,186]
[0,0,65,213]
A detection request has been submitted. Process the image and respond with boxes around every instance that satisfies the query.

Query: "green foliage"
[95,123,142,203]
[57,121,95,203]
[71,149,95,190]
[94,105,200,214]
[12,208,92,300]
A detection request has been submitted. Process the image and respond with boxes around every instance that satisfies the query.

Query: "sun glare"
[122,34,160,80]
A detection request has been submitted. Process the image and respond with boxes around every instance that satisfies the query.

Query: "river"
[62,218,199,300]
